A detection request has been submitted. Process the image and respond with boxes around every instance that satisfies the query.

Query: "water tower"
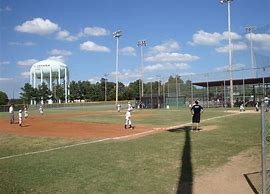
[30,60,69,103]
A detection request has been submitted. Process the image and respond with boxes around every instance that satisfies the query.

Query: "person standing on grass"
[264,95,269,112]
[190,100,203,131]
[9,104,14,124]
[117,104,121,112]
[255,102,259,112]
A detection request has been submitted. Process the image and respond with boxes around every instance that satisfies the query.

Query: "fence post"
[261,101,267,194]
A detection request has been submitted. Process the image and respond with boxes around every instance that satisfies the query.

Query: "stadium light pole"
[113,30,122,107]
[245,26,256,78]
[220,0,234,108]
[137,40,147,99]
[104,73,108,102]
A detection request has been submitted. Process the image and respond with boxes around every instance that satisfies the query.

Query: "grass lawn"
[0,107,268,194]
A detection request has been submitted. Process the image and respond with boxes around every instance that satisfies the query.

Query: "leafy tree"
[69,81,78,101]
[54,85,65,102]
[82,81,93,100]
[20,83,35,104]
[37,82,51,103]
[117,82,126,100]
[125,80,140,99]
[0,91,9,105]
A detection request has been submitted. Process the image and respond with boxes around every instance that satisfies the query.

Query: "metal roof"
[192,77,270,87]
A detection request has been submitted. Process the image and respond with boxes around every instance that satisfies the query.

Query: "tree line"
[17,76,194,105]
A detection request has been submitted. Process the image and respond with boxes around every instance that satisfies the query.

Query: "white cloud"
[47,56,65,63]
[215,63,246,71]
[80,41,110,52]
[0,77,13,81]
[149,40,180,54]
[215,42,248,53]
[88,77,101,84]
[146,40,198,63]
[111,69,141,84]
[48,49,72,56]
[246,33,270,50]
[21,72,30,78]
[56,30,78,41]
[15,18,60,35]
[190,30,242,46]
[144,62,190,72]
[120,47,136,56]
[0,61,10,65]
[9,41,36,46]
[82,26,110,36]
[190,30,223,46]
[222,31,242,40]
[17,59,38,66]
[145,52,199,62]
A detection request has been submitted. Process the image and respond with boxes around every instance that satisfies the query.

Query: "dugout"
[192,76,270,108]
[141,96,164,109]
[140,95,186,109]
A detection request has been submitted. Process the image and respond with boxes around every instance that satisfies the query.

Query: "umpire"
[190,100,203,131]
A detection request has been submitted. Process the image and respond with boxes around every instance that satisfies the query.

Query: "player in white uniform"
[239,103,245,112]
[24,106,29,118]
[124,107,134,129]
[39,105,44,115]
[18,109,23,127]
[264,96,269,112]
[9,104,14,124]
[117,104,121,112]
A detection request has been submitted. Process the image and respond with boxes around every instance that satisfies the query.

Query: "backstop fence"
[141,65,270,109]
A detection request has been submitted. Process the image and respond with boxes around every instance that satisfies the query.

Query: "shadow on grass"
[169,126,193,194]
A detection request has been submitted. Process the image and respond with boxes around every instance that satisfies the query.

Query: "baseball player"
[264,96,269,112]
[239,103,245,112]
[24,106,29,118]
[39,105,44,115]
[190,100,203,131]
[117,104,121,112]
[255,102,259,112]
[124,107,134,129]
[18,109,23,127]
[9,104,14,124]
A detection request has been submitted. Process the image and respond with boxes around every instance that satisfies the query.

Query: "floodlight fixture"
[113,31,122,38]
[137,40,147,47]
[220,0,233,4]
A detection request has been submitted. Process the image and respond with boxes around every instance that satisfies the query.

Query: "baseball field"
[0,103,269,194]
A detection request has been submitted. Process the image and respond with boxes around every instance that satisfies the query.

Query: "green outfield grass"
[0,106,269,194]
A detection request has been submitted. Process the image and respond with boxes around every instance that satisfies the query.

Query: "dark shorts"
[192,114,201,123]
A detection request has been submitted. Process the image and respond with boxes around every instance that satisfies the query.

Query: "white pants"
[125,118,131,125]
[19,117,22,125]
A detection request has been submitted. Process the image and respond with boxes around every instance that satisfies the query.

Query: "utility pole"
[137,40,147,99]
[113,30,122,107]
[245,26,256,78]
[104,73,108,101]
[220,0,234,108]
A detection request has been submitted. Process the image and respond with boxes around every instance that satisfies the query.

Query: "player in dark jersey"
[190,100,204,131]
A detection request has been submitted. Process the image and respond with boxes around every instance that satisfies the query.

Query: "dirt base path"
[193,149,261,194]
[0,113,153,139]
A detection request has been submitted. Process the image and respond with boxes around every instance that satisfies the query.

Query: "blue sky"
[0,0,269,98]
